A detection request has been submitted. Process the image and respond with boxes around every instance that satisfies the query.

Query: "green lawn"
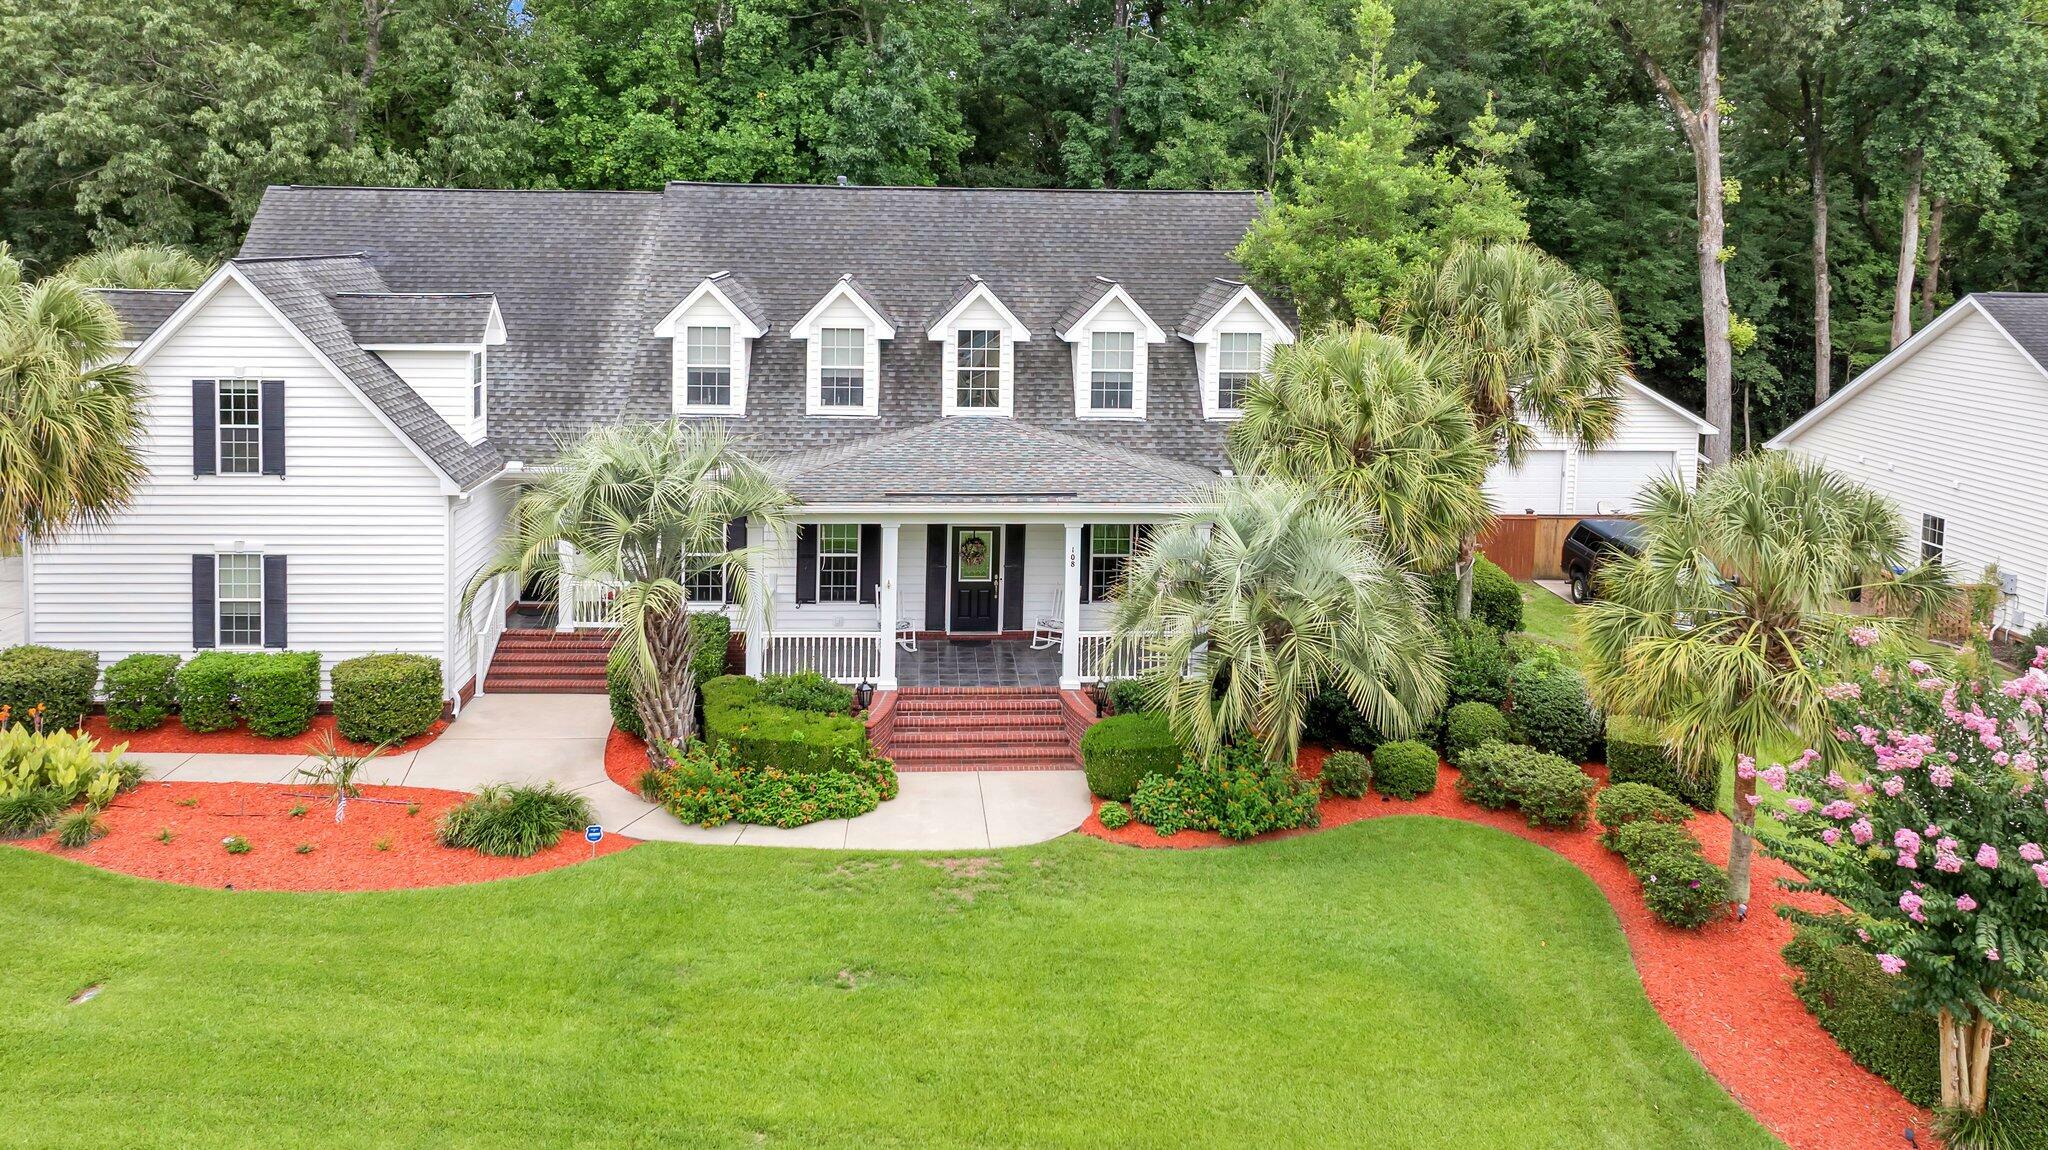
[1,821,1775,1149]
[1518,581,1583,662]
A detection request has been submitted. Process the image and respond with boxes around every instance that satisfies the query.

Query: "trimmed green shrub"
[1080,712,1182,800]
[1509,663,1599,762]
[1444,701,1509,763]
[607,614,741,739]
[1303,685,1385,749]
[648,739,897,828]
[606,654,642,739]
[1321,749,1372,798]
[1605,717,1715,808]
[1372,739,1439,799]
[758,670,854,714]
[1128,742,1320,839]
[0,645,100,731]
[1105,678,1155,716]
[1097,801,1131,830]
[1427,556,1522,633]
[1442,618,1514,708]
[1594,782,1693,848]
[1636,847,1729,928]
[701,675,868,773]
[1610,819,1700,869]
[0,787,66,837]
[54,810,106,849]
[175,652,251,733]
[332,653,443,744]
[436,782,593,857]
[1456,741,1596,828]
[103,654,180,731]
[236,651,320,738]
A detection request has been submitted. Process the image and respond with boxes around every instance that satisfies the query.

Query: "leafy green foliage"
[649,740,897,829]
[1443,701,1509,763]
[606,614,737,740]
[222,836,251,855]
[1508,662,1599,763]
[1096,801,1131,831]
[0,787,66,837]
[1302,685,1386,750]
[1440,619,1514,709]
[1320,749,1372,799]
[102,653,179,731]
[1103,678,1154,717]
[57,245,212,289]
[1593,783,1692,850]
[436,783,593,858]
[700,675,869,774]
[53,809,105,849]
[1080,712,1182,801]
[0,645,99,732]
[1128,743,1321,840]
[1605,716,1715,809]
[173,652,250,734]
[234,651,320,739]
[1637,848,1731,930]
[331,654,442,745]
[1454,741,1594,829]
[1371,739,1439,799]
[0,725,134,815]
[757,671,854,715]
[1426,557,1521,634]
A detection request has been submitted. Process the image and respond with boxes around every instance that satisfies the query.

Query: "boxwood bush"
[1320,749,1371,798]
[332,654,443,744]
[1080,712,1182,800]
[1128,742,1319,840]
[103,653,181,731]
[175,652,252,733]
[1508,662,1600,762]
[758,670,854,714]
[701,674,868,773]
[0,645,100,731]
[1610,819,1701,869]
[1442,619,1514,708]
[1593,782,1692,848]
[237,651,321,738]
[1605,717,1715,808]
[606,613,734,739]
[1372,739,1439,799]
[1443,701,1509,764]
[1455,741,1596,829]
[1636,846,1730,929]
[1426,555,1522,633]
[1104,678,1155,716]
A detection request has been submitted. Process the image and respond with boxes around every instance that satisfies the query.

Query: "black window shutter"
[1078,524,1094,604]
[259,379,286,476]
[192,381,216,476]
[1002,524,1025,630]
[262,555,288,648]
[725,516,748,552]
[858,524,881,605]
[191,555,216,648]
[924,525,947,630]
[794,524,818,605]
[1133,523,1152,550]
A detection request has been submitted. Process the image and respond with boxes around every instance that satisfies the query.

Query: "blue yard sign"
[584,824,604,843]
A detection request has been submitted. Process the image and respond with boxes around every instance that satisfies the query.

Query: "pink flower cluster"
[1878,954,1907,974]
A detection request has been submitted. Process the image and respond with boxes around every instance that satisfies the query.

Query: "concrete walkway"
[133,694,1093,850]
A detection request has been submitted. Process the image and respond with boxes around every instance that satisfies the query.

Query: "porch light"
[855,679,874,711]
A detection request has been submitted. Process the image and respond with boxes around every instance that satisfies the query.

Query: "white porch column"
[1060,520,1084,690]
[554,539,575,632]
[743,522,768,677]
[876,520,901,690]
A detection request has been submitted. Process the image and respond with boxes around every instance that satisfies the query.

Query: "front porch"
[897,638,1062,688]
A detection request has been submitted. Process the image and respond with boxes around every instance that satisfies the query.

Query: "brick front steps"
[869,686,1090,772]
[483,629,613,694]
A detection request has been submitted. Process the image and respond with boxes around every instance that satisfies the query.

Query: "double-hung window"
[1089,331,1136,412]
[818,525,861,603]
[685,554,725,604]
[685,326,733,408]
[217,554,264,647]
[470,350,487,420]
[1216,332,1263,412]
[218,380,261,474]
[1922,514,1946,563]
[1089,525,1134,601]
[819,327,866,409]
[956,329,1002,410]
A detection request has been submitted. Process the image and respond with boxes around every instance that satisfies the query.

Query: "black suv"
[1561,518,1644,603]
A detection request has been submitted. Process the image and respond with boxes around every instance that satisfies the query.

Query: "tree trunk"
[1938,1007,1997,1115]
[631,609,702,770]
[1727,770,1757,909]
[1892,150,1924,349]
[1692,0,1733,466]
[1919,196,1946,324]
[1804,70,1832,406]
[1454,532,1477,622]
[1104,0,1130,188]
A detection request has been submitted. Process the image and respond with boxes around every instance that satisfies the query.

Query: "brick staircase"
[871,687,1081,772]
[482,629,613,694]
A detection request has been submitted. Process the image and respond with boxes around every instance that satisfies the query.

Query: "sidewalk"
[134,694,1092,850]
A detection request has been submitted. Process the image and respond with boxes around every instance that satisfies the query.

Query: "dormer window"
[1090,332,1135,410]
[655,273,765,417]
[1058,278,1165,420]
[469,349,486,421]
[930,276,1029,418]
[1180,279,1293,421]
[1216,332,1262,411]
[793,276,893,417]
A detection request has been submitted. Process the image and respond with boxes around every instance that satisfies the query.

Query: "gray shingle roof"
[331,292,496,345]
[703,271,769,331]
[767,419,1219,504]
[1178,277,1246,339]
[237,182,1289,488]
[232,256,502,488]
[1974,293,2048,374]
[93,288,191,342]
[1055,277,1117,337]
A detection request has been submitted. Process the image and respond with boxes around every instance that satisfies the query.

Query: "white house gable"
[1185,287,1293,421]
[1059,284,1166,421]
[930,279,1030,418]
[657,277,764,417]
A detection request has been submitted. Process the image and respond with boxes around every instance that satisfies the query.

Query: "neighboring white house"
[1768,293,2048,632]
[1482,374,1716,516]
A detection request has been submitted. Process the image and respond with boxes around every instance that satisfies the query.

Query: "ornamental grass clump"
[1762,653,2048,1130]
[437,783,592,857]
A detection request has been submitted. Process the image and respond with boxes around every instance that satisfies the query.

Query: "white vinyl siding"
[447,477,514,698]
[1065,292,1159,420]
[1484,382,1704,517]
[670,292,750,416]
[25,277,453,695]
[803,295,882,417]
[375,347,482,442]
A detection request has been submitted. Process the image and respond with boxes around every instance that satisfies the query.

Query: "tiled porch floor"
[897,638,1063,687]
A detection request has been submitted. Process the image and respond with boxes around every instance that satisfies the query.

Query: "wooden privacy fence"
[1476,515,1600,581]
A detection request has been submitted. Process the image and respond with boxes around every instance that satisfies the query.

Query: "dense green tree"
[57,245,213,290]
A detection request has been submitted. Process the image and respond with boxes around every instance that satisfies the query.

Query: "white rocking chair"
[896,619,918,652]
[1031,615,1064,651]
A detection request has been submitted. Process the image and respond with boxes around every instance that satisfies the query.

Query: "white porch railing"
[762,632,882,683]
[562,571,624,629]
[1077,631,1172,681]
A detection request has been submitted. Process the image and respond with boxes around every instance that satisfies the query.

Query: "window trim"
[1088,523,1135,601]
[814,325,870,413]
[215,552,265,649]
[1921,514,1946,564]
[682,324,735,410]
[930,279,1029,418]
[816,523,863,604]
[1183,284,1294,421]
[660,278,759,417]
[1214,330,1265,416]
[216,379,263,475]
[1082,329,1141,419]
[469,348,487,426]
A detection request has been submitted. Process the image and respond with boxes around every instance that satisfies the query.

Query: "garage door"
[1485,450,1566,515]
[1574,450,1677,514]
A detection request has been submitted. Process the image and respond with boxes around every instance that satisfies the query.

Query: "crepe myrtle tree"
[1109,476,1447,765]
[1763,654,2048,1131]
[465,421,791,765]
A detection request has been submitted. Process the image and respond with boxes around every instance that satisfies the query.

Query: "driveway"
[0,554,21,647]
[146,693,1093,850]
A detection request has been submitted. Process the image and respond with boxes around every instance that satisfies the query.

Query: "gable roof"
[926,275,1031,340]
[766,419,1219,505]
[239,182,1283,471]
[1620,373,1718,435]
[790,273,898,340]
[1972,294,2048,375]
[653,273,768,339]
[1055,277,1167,343]
[1179,278,1248,339]
[93,288,192,343]
[331,291,499,347]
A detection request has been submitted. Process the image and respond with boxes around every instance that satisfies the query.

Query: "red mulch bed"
[1080,747,1935,1150]
[605,727,653,795]
[81,714,447,756]
[10,780,634,892]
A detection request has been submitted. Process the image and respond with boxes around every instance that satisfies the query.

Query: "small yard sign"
[585,824,603,843]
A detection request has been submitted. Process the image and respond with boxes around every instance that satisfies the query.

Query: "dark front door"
[950,526,1000,632]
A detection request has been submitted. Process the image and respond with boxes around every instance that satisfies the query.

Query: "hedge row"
[0,646,99,731]
[607,613,732,739]
[1592,780,1728,928]
[1605,716,1716,808]
[1454,741,1596,829]
[700,674,867,773]
[1080,712,1180,800]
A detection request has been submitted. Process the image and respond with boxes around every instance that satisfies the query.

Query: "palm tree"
[57,245,213,290]
[1111,476,1446,764]
[1228,324,1494,571]
[1582,452,1952,910]
[1389,241,1629,619]
[465,421,791,764]
[0,245,146,541]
